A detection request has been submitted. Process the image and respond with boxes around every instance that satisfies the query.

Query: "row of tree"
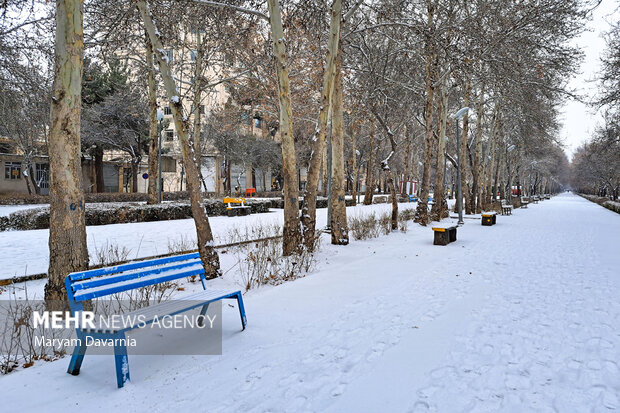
[571,15,620,200]
[1,0,585,304]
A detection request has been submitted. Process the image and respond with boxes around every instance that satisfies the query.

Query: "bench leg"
[235,292,247,330]
[434,231,448,246]
[113,333,130,388]
[197,303,210,327]
[67,330,87,375]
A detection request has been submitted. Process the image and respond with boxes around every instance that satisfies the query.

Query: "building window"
[199,105,205,114]
[35,163,49,189]
[190,50,197,61]
[161,156,177,172]
[165,49,174,63]
[4,162,21,180]
[165,129,174,141]
[163,106,172,115]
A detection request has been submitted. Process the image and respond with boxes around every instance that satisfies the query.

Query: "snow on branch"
[189,0,269,21]
[381,151,394,171]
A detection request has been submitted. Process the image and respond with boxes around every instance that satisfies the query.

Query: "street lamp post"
[156,109,163,203]
[454,107,469,226]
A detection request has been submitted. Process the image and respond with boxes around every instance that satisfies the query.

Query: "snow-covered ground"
[2,193,619,412]
[0,201,422,279]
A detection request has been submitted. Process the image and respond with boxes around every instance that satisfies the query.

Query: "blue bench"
[64,252,247,388]
[407,195,433,203]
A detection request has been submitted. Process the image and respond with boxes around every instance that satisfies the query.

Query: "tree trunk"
[226,160,232,193]
[24,163,33,195]
[138,1,220,278]
[266,0,302,255]
[351,125,359,206]
[471,86,485,214]
[402,135,411,195]
[493,146,502,202]
[330,46,348,245]
[430,80,449,221]
[131,159,139,193]
[484,105,500,209]
[373,112,399,230]
[415,9,436,225]
[300,0,342,251]
[191,29,208,191]
[459,81,472,214]
[388,170,399,230]
[28,164,41,195]
[93,145,105,193]
[145,31,159,204]
[45,0,89,306]
[363,120,375,205]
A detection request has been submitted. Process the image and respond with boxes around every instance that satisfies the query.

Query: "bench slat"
[73,264,205,301]
[69,252,200,281]
[71,258,202,292]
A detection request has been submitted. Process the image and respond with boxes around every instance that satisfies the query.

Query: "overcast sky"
[559,0,619,159]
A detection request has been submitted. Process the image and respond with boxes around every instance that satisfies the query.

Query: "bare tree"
[137,0,221,278]
[46,0,89,304]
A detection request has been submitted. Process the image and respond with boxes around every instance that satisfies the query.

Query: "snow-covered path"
[2,193,619,412]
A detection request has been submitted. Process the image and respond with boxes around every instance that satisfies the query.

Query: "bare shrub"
[1,285,69,374]
[222,222,282,245]
[399,220,408,233]
[167,234,195,254]
[348,213,381,240]
[348,211,394,239]
[90,241,131,266]
[398,208,416,233]
[378,212,392,235]
[399,208,416,222]
[233,234,320,291]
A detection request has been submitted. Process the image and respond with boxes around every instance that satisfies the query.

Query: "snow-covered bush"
[580,194,620,214]
[602,200,620,214]
[1,199,272,231]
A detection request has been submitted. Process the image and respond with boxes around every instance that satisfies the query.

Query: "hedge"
[0,199,271,231]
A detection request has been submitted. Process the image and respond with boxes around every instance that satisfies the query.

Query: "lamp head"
[453,107,470,119]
